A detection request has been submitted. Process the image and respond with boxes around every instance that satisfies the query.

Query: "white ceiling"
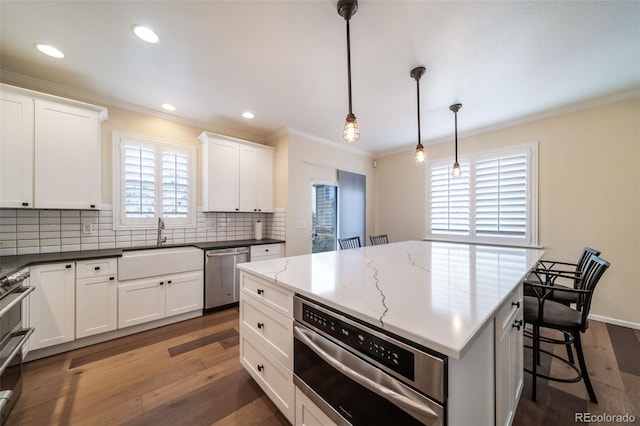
[1,1,639,156]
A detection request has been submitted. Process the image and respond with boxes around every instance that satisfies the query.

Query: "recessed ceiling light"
[132,25,159,43]
[242,112,255,119]
[35,44,65,59]
[161,103,176,111]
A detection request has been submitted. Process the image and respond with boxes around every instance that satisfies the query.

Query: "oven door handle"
[0,286,35,319]
[294,325,440,423]
[0,328,34,377]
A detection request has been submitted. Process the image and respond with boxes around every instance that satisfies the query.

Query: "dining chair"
[369,234,389,246]
[338,236,361,250]
[523,255,610,403]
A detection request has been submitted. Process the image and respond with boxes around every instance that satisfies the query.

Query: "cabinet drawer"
[250,243,282,260]
[241,296,293,369]
[496,286,523,334]
[240,334,294,423]
[76,258,117,279]
[241,272,293,318]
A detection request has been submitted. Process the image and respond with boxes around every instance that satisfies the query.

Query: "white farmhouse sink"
[118,246,203,281]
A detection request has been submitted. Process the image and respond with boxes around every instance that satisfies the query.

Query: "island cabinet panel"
[295,386,338,426]
[495,286,524,426]
[239,271,294,424]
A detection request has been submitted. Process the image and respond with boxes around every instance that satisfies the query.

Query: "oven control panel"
[302,303,415,381]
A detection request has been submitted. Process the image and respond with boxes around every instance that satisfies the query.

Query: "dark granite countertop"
[0,239,284,278]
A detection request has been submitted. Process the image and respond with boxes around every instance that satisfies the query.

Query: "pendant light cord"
[416,77,422,145]
[346,18,353,114]
[454,110,458,161]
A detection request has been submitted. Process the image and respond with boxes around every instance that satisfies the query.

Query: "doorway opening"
[311,183,338,253]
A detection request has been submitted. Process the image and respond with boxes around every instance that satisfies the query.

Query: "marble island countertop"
[237,240,545,359]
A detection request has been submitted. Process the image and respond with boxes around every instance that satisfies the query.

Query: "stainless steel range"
[0,268,34,424]
[293,295,447,425]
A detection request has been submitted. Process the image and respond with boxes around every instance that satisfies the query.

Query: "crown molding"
[0,70,268,143]
[375,88,640,158]
[268,127,374,157]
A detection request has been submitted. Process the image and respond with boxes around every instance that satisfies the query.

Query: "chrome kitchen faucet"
[157,217,166,247]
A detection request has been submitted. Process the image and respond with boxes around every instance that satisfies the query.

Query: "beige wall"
[375,97,640,327]
[282,131,375,256]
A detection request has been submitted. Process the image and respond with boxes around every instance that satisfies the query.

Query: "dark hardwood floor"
[7,307,639,425]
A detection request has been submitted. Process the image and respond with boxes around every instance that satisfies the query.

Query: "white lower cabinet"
[239,271,294,424]
[119,270,203,329]
[76,258,118,339]
[250,243,283,261]
[295,387,337,426]
[495,286,524,426]
[29,263,76,350]
[240,334,294,422]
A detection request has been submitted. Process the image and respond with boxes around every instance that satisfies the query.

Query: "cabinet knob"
[94,266,101,271]
[257,364,264,372]
[512,320,523,331]
[159,281,164,285]
[257,322,264,329]
[167,280,172,284]
[254,209,257,212]
[258,209,261,212]
[90,204,96,209]
[257,289,264,295]
[265,249,269,252]
[109,276,115,281]
[22,202,29,207]
[512,301,521,308]
[65,264,72,269]
[235,208,239,211]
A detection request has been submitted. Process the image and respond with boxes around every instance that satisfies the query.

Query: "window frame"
[113,132,196,230]
[425,142,538,248]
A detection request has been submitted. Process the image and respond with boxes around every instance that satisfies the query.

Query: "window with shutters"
[426,143,538,247]
[113,132,196,230]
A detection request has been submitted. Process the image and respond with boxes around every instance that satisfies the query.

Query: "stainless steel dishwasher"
[204,247,249,311]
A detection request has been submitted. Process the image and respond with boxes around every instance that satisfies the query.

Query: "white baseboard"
[589,314,640,330]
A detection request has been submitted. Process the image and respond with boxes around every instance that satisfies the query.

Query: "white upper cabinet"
[0,91,33,208]
[199,132,274,212]
[0,83,107,210]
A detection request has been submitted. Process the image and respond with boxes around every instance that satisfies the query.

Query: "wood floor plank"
[212,395,280,425]
[606,323,640,376]
[168,328,238,357]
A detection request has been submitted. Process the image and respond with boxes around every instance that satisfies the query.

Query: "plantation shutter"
[430,164,470,235]
[123,145,156,220]
[161,151,189,219]
[475,154,527,237]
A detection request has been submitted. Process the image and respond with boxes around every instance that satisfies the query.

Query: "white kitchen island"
[237,241,544,425]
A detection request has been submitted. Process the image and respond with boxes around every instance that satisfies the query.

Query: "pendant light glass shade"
[338,0,359,144]
[411,66,426,164]
[450,103,462,177]
[343,113,360,144]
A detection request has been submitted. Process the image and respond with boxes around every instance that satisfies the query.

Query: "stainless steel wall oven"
[0,269,34,424]
[293,295,447,425]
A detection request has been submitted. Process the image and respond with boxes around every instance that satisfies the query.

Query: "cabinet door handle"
[235,208,239,211]
[90,204,96,208]
[109,276,115,281]
[167,280,172,284]
[94,266,101,271]
[65,264,72,269]
[512,301,521,308]
[258,209,261,212]
[512,320,523,330]
[257,289,264,295]
[257,322,264,329]
[159,281,164,285]
[257,364,264,372]
[265,249,269,252]
[22,202,29,207]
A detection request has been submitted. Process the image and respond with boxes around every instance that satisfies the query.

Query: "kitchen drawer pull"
[167,280,172,284]
[512,320,523,330]
[257,322,264,329]
[90,204,96,208]
[65,264,72,269]
[265,249,269,252]
[257,364,264,372]
[22,202,29,206]
[257,289,264,295]
[512,301,521,308]
[109,276,115,281]
[94,266,101,271]
[159,281,164,285]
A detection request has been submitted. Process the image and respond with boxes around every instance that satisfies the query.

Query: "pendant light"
[410,66,426,164]
[338,0,359,144]
[450,103,462,177]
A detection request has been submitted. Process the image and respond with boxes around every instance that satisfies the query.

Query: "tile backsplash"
[0,207,285,256]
